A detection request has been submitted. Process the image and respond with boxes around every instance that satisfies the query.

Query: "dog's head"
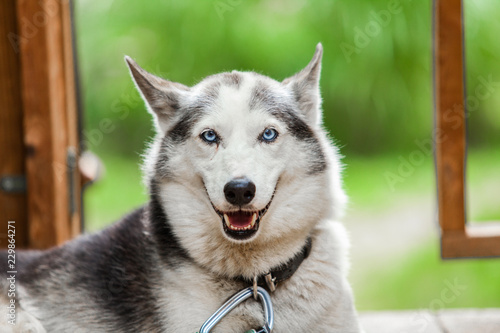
[126,44,346,276]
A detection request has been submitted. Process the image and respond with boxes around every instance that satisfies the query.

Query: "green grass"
[344,148,500,310]
[467,149,500,222]
[342,152,434,212]
[343,149,500,222]
[353,240,500,310]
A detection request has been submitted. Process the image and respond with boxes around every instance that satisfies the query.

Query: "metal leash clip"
[199,286,274,333]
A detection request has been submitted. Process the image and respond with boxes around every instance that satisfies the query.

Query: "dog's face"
[126,44,345,273]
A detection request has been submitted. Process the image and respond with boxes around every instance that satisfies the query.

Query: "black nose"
[224,178,256,206]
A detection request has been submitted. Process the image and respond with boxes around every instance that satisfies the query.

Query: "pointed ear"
[282,43,323,127]
[124,56,189,133]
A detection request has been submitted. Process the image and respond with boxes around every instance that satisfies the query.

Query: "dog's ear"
[124,56,189,134]
[282,43,323,127]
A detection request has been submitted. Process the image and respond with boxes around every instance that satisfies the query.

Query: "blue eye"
[201,130,218,143]
[261,128,278,142]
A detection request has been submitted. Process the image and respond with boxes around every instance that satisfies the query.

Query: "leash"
[196,238,312,332]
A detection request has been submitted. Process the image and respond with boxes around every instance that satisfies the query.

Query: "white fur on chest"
[156,221,361,333]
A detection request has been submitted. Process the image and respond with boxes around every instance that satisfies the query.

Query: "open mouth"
[213,199,273,241]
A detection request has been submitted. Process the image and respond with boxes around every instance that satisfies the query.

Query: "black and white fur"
[1,44,363,332]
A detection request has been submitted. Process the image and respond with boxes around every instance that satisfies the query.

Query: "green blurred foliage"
[73,0,499,157]
[464,1,500,147]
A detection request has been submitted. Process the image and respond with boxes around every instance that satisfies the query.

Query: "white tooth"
[250,213,257,227]
[224,214,231,228]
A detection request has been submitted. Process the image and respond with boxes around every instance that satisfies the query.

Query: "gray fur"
[221,71,242,87]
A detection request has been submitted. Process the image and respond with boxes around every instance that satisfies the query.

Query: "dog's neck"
[236,237,312,290]
[147,186,191,265]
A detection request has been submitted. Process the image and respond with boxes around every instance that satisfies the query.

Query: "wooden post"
[16,0,81,249]
[434,0,466,235]
[0,1,28,248]
[434,0,500,258]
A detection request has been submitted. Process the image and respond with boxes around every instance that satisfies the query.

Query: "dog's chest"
[156,264,337,332]
[160,284,309,332]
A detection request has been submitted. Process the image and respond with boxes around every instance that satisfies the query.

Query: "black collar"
[238,237,312,291]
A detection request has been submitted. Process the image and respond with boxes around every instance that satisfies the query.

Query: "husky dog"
[1,43,362,332]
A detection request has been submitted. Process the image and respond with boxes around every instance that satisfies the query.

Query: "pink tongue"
[228,212,253,228]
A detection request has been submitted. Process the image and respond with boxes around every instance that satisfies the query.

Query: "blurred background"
[74,0,500,310]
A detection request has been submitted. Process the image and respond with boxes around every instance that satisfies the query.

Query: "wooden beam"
[434,0,466,233]
[0,1,28,248]
[16,0,81,249]
[442,224,500,258]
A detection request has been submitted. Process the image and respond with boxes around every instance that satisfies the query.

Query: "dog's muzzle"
[212,199,273,241]
[207,178,276,241]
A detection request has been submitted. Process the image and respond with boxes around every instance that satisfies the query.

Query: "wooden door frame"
[0,0,81,249]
